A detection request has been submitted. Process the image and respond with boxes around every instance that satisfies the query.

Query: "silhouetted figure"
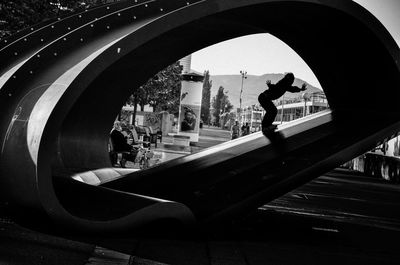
[258,73,307,134]
[231,120,240,139]
[241,122,250,136]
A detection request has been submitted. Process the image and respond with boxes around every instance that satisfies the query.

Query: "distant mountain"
[209,73,322,109]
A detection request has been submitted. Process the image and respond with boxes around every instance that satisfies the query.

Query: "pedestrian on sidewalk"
[231,120,240,139]
[258,72,307,134]
[241,122,250,136]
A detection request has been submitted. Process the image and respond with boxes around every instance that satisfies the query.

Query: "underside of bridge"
[0,0,399,233]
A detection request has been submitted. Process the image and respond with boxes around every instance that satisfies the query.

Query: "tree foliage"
[56,0,115,12]
[126,62,182,123]
[0,0,56,39]
[145,61,183,113]
[201,70,212,124]
[0,0,114,39]
[212,86,233,125]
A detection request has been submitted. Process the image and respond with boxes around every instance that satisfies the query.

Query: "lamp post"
[219,104,228,128]
[239,70,247,125]
[302,92,310,117]
[280,95,285,124]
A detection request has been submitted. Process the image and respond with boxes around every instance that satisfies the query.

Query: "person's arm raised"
[287,83,307,93]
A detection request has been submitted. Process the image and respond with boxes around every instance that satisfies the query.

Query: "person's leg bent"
[262,100,277,128]
[258,94,269,128]
[129,148,139,162]
[120,153,127,168]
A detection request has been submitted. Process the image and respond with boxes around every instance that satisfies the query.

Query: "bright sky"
[191,0,400,89]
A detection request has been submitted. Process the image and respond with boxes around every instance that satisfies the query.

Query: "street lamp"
[239,70,247,125]
[280,95,285,124]
[302,92,310,117]
[219,104,228,128]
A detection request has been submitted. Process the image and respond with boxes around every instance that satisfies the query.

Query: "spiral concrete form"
[0,0,399,233]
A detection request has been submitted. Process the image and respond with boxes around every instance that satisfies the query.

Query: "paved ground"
[122,126,232,168]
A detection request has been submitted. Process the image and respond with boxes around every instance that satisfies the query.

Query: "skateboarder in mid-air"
[258,72,307,134]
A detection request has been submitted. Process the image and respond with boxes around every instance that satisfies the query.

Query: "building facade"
[275,91,328,123]
[239,105,265,132]
[238,91,329,132]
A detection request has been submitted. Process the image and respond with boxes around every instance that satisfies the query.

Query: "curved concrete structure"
[0,0,399,232]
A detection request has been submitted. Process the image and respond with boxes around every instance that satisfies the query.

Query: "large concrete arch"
[0,0,399,233]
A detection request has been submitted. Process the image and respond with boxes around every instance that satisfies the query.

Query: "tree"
[0,0,113,39]
[56,0,115,14]
[147,61,182,113]
[201,70,212,125]
[126,86,145,123]
[126,62,182,123]
[0,0,58,39]
[212,86,233,126]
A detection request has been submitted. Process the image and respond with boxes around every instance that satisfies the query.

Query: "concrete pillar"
[178,72,204,142]
[180,55,192,74]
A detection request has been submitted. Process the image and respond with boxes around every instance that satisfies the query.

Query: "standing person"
[258,72,307,134]
[231,120,240,139]
[241,122,250,136]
